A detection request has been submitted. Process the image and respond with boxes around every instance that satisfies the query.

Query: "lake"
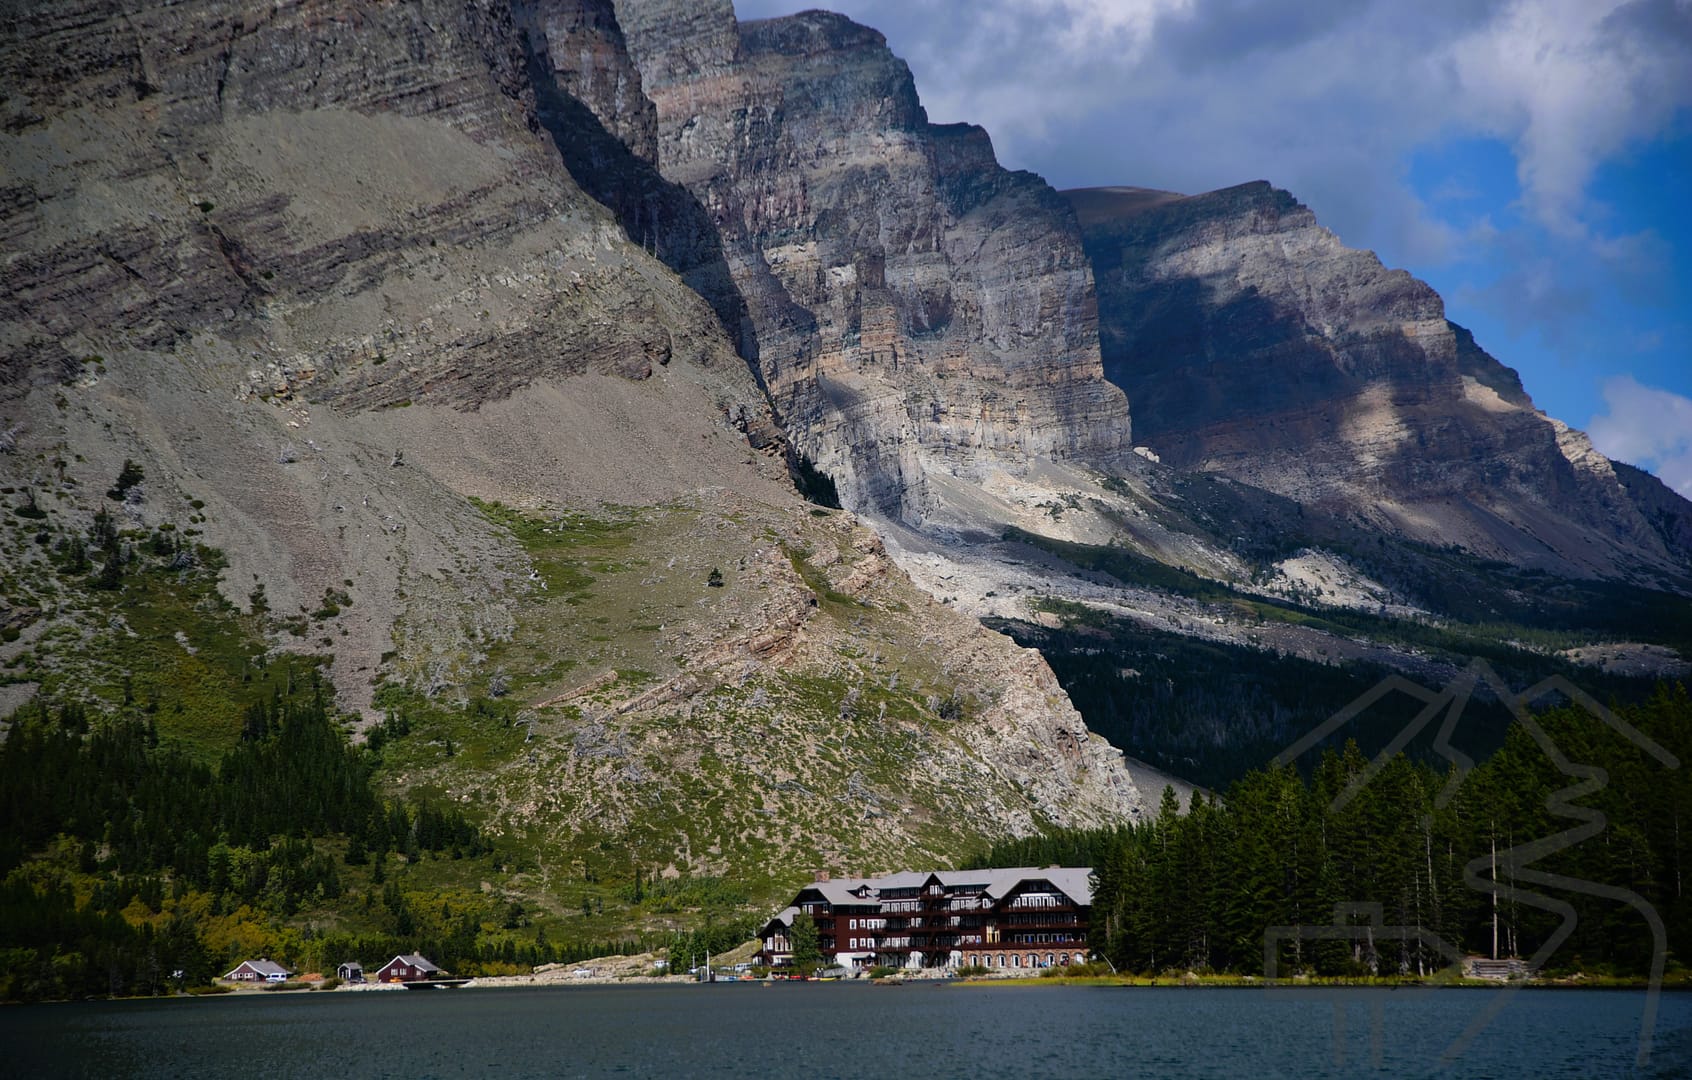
[2,984,1688,1078]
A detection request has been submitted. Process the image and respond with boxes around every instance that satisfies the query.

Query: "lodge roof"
[225,959,291,978]
[868,870,935,890]
[761,905,800,931]
[798,879,880,906]
[380,953,441,973]
[788,867,1093,910]
[953,866,1095,905]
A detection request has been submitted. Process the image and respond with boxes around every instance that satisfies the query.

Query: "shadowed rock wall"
[1071,182,1692,580]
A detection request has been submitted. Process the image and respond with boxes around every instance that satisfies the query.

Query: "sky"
[734,0,1692,497]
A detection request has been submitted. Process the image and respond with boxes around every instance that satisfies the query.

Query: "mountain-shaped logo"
[1268,659,1679,1068]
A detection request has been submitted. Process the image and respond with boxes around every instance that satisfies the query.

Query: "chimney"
[814,870,830,882]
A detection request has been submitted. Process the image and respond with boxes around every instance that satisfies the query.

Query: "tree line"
[971,685,1691,978]
[1,691,487,890]
[0,688,530,1001]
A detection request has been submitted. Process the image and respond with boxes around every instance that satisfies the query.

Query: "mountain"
[0,0,1143,906]
[1067,182,1692,584]
[1,0,777,708]
[1,0,1688,982]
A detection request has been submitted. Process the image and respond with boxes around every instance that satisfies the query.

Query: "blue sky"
[734,0,1692,496]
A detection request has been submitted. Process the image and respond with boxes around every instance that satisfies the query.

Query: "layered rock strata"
[0,0,786,711]
[510,0,754,358]
[614,0,1132,521]
[1070,183,1692,579]
[0,0,1144,846]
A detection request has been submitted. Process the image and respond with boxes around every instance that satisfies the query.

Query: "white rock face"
[1260,550,1425,618]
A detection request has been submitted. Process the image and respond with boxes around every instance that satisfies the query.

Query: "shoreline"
[9,965,1689,1006]
[948,973,1692,991]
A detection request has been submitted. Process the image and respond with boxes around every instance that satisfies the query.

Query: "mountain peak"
[741,9,891,54]
[1069,181,1692,579]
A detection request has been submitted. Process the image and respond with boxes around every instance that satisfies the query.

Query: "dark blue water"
[2,984,1688,1079]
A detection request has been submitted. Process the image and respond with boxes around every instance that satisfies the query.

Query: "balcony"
[1000,915,1081,928]
[1002,933,1084,946]
[1006,895,1073,910]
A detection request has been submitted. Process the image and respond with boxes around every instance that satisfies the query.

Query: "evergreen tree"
[790,911,822,975]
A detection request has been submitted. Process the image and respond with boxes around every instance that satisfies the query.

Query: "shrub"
[1038,960,1111,978]
[14,488,45,519]
[106,459,144,501]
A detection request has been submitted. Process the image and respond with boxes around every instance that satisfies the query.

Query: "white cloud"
[1022,0,1195,54]
[1586,376,1692,497]
[1448,0,1692,235]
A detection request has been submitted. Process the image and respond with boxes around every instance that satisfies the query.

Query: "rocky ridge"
[1069,182,1692,582]
[510,0,753,358]
[612,0,1131,521]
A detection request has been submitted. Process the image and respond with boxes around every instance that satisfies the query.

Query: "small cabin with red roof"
[374,954,441,983]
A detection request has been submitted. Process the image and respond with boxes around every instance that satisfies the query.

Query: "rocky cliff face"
[1070,183,1692,580]
[613,1,1131,521]
[0,0,1144,872]
[1,0,739,412]
[509,0,752,356]
[0,0,782,703]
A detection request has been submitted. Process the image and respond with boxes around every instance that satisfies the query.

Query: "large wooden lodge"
[757,867,1094,971]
